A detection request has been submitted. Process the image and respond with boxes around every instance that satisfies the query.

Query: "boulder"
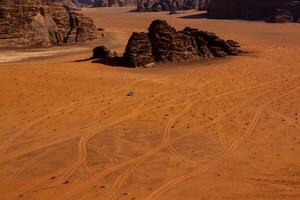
[92,46,113,59]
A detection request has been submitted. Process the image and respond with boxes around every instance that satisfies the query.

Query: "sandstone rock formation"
[123,20,241,67]
[207,0,300,23]
[92,46,114,58]
[123,32,154,67]
[76,0,204,10]
[76,0,136,7]
[198,0,210,10]
[136,0,199,12]
[0,0,98,47]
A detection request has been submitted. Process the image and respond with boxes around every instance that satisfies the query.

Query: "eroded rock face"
[198,0,211,10]
[76,0,136,7]
[207,0,300,23]
[124,20,241,67]
[136,0,199,12]
[124,32,154,67]
[148,20,199,62]
[0,0,98,47]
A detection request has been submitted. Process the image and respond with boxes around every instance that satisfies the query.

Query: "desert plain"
[0,7,300,200]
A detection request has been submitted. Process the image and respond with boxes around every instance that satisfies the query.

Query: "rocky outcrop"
[76,0,136,7]
[123,20,241,67]
[198,0,210,10]
[123,32,154,67]
[207,0,300,23]
[76,0,202,10]
[148,20,199,62]
[0,0,99,47]
[136,0,199,12]
[92,46,115,58]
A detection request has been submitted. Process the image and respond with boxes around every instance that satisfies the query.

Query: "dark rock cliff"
[0,0,98,47]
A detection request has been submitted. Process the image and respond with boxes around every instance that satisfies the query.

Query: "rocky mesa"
[0,0,99,47]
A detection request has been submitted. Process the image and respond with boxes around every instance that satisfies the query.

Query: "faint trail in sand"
[0,70,278,165]
[0,78,147,156]
[163,102,194,158]
[107,71,264,198]
[49,89,279,200]
[29,91,183,200]
[161,67,261,161]
[3,150,48,193]
[1,77,297,200]
[57,92,168,180]
[144,87,300,200]
[270,110,300,131]
[40,95,163,199]
[0,90,124,156]
[216,121,226,145]
[160,84,275,164]
[0,78,288,167]
[12,86,276,200]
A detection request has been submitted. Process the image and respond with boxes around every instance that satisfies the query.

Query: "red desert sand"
[0,7,299,200]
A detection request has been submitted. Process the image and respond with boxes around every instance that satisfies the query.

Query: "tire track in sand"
[161,84,276,165]
[2,78,296,200]
[0,78,146,155]
[52,79,287,200]
[0,89,126,155]
[51,89,276,200]
[105,74,259,198]
[144,86,300,200]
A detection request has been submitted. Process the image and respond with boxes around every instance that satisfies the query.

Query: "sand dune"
[0,8,299,200]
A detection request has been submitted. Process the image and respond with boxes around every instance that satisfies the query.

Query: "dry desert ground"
[0,7,300,200]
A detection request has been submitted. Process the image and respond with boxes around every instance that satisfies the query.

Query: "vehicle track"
[3,150,48,192]
[2,77,297,200]
[0,78,147,156]
[49,89,277,200]
[0,89,126,155]
[105,72,265,198]
[160,83,277,164]
[144,86,299,200]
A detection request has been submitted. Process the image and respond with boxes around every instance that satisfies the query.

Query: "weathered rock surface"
[207,0,300,23]
[136,0,199,12]
[76,0,200,9]
[123,20,241,67]
[92,46,114,58]
[148,20,199,62]
[123,32,154,67]
[198,0,211,10]
[76,0,136,7]
[0,0,98,47]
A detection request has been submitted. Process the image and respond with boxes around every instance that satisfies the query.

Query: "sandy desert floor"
[0,8,300,200]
